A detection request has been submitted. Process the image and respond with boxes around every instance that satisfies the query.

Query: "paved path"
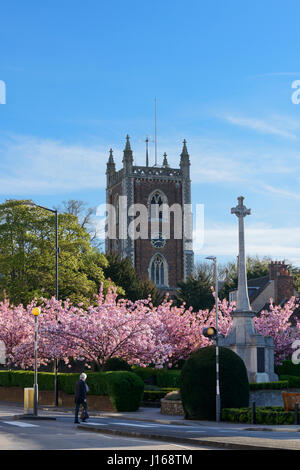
[3,402,300,450]
[0,403,211,451]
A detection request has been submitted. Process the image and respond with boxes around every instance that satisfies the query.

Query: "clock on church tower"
[105,135,194,296]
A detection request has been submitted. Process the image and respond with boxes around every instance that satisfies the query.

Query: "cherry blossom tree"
[0,299,36,367]
[36,287,172,370]
[254,297,298,365]
[1,285,299,369]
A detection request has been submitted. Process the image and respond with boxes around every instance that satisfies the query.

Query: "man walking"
[74,373,89,424]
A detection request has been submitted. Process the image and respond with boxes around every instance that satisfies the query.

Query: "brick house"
[230,261,298,313]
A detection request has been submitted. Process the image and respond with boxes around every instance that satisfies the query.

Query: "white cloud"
[260,184,300,201]
[0,134,118,195]
[0,131,299,209]
[194,222,300,267]
[220,114,297,139]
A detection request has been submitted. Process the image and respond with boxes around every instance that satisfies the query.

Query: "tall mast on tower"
[154,97,158,166]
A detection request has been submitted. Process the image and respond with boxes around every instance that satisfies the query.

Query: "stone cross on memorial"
[219,195,278,383]
[231,196,251,312]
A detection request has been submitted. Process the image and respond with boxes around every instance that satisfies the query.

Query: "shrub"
[103,357,132,372]
[279,375,300,388]
[275,360,300,377]
[143,387,178,402]
[164,391,181,401]
[221,407,250,423]
[105,371,144,412]
[180,346,249,420]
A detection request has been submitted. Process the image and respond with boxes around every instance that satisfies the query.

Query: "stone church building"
[105,135,194,295]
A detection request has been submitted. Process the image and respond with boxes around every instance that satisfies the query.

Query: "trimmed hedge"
[0,370,144,412]
[143,388,179,402]
[249,380,288,391]
[132,367,181,388]
[222,406,300,425]
[275,360,300,377]
[279,375,300,388]
[0,371,55,391]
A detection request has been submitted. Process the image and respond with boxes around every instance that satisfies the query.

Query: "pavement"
[11,404,300,450]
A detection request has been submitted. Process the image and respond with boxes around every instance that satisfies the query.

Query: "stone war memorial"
[219,196,278,383]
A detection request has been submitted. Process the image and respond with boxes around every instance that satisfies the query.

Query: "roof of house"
[247,276,270,302]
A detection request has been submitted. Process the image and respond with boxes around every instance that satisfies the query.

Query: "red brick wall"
[134,179,183,289]
[269,261,294,304]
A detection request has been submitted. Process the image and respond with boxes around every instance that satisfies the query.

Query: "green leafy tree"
[176,270,215,311]
[221,255,273,300]
[103,254,162,305]
[0,199,119,306]
[286,264,300,295]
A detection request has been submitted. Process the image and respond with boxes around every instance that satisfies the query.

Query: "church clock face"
[151,233,166,248]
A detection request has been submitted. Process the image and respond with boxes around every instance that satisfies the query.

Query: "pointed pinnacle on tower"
[181,139,189,157]
[125,134,132,151]
[123,134,133,168]
[106,148,115,173]
[163,152,169,167]
[108,148,114,164]
[180,139,190,170]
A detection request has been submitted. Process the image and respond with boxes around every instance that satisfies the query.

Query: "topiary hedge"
[180,346,249,420]
[104,371,144,411]
[222,406,300,425]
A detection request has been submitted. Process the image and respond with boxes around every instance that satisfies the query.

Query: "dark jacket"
[75,379,87,403]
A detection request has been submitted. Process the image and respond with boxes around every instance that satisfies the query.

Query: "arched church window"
[149,254,168,287]
[148,190,168,221]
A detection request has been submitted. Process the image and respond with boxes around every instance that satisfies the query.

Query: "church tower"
[105,135,194,295]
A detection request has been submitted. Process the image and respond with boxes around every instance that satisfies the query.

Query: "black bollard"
[294,403,299,425]
[251,401,256,425]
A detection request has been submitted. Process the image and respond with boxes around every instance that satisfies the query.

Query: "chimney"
[269,261,294,304]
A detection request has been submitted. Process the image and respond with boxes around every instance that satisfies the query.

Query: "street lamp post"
[32,307,41,416]
[23,201,59,407]
[206,256,221,423]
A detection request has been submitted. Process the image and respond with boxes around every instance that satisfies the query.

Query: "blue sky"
[1,1,300,266]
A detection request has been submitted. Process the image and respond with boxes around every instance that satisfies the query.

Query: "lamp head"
[32,307,41,316]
